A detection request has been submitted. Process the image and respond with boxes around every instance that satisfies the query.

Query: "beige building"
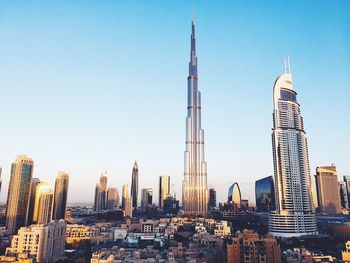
[5,220,66,263]
[315,166,341,214]
[66,224,108,247]
[226,230,281,263]
[124,195,133,218]
[159,176,170,208]
[5,155,34,234]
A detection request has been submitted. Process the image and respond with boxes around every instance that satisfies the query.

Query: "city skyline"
[0,1,349,205]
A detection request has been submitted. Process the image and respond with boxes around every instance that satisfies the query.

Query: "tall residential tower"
[269,61,317,237]
[131,161,139,208]
[52,172,69,220]
[182,18,208,215]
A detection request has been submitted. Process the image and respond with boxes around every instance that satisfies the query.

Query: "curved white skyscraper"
[269,61,317,237]
[182,19,208,215]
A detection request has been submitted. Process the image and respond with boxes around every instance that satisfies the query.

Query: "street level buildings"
[52,171,69,220]
[5,155,34,234]
[182,18,208,215]
[269,62,317,237]
[315,166,341,214]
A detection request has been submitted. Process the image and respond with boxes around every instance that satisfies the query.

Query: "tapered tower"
[131,161,139,208]
[182,18,208,215]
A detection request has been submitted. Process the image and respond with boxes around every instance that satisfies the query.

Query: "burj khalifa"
[182,18,208,216]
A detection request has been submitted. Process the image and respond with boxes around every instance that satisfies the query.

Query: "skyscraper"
[107,187,119,210]
[344,176,350,207]
[52,171,69,220]
[36,187,54,224]
[122,184,129,210]
[228,183,242,209]
[131,161,139,208]
[27,178,41,225]
[315,166,341,214]
[339,181,349,209]
[32,182,50,223]
[182,18,208,216]
[159,175,170,208]
[255,176,276,213]
[141,188,153,210]
[208,188,217,210]
[5,155,34,234]
[269,61,317,237]
[94,174,107,212]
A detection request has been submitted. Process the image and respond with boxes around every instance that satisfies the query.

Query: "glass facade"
[255,176,275,212]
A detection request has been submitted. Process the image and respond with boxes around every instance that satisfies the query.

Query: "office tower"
[28,178,41,225]
[315,166,341,214]
[5,220,66,262]
[255,176,276,212]
[124,196,133,218]
[159,176,170,208]
[209,188,217,210]
[164,195,180,215]
[344,176,350,207]
[141,188,153,210]
[107,187,119,210]
[228,182,242,209]
[182,17,208,216]
[226,230,281,263]
[131,161,139,208]
[32,182,49,223]
[339,181,349,209]
[269,61,317,237]
[52,171,69,220]
[37,188,54,224]
[5,155,34,234]
[94,174,108,212]
[122,184,129,210]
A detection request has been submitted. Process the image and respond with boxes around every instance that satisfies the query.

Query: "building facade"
[94,174,108,212]
[5,155,34,234]
[131,161,139,208]
[315,166,341,214]
[122,184,129,210]
[37,188,54,224]
[28,178,41,225]
[159,176,170,208]
[209,188,216,210]
[182,18,208,216]
[228,183,241,209]
[52,171,69,220]
[339,181,349,209]
[255,176,276,212]
[269,62,317,237]
[141,188,153,210]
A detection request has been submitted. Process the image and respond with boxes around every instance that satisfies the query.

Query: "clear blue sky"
[0,1,349,204]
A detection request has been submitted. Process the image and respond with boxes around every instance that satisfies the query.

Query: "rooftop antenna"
[192,0,195,23]
[286,56,291,73]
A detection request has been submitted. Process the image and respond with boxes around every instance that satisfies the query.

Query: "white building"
[5,220,66,263]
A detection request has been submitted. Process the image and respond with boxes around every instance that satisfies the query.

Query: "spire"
[133,161,138,171]
[189,11,197,77]
[284,56,291,74]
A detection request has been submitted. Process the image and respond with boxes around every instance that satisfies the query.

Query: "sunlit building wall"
[228,183,241,209]
[159,176,170,208]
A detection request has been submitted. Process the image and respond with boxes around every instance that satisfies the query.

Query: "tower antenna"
[192,0,195,23]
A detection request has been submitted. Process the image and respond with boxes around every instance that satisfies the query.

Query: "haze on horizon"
[0,1,349,205]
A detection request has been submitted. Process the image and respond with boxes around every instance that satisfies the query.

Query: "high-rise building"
[107,187,119,211]
[182,18,208,216]
[141,188,153,210]
[52,171,69,220]
[131,161,139,208]
[228,182,241,209]
[5,220,66,262]
[32,182,50,223]
[344,176,350,208]
[28,178,41,225]
[94,174,108,212]
[5,155,34,234]
[122,184,129,210]
[124,196,133,218]
[269,61,317,237]
[315,166,341,214]
[209,188,216,210]
[37,188,54,224]
[255,176,276,212]
[159,176,170,208]
[163,195,180,215]
[339,181,349,209]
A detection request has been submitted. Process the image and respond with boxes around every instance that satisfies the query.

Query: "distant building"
[6,155,34,234]
[52,171,69,220]
[36,187,54,224]
[226,230,281,263]
[339,181,349,209]
[107,187,119,211]
[315,166,341,214]
[124,196,133,218]
[131,161,139,208]
[27,178,41,225]
[255,176,275,212]
[163,195,179,215]
[141,188,153,210]
[228,182,241,208]
[5,220,66,263]
[122,184,129,210]
[94,174,108,212]
[159,176,170,208]
[208,188,216,210]
[32,182,50,223]
[344,176,350,208]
